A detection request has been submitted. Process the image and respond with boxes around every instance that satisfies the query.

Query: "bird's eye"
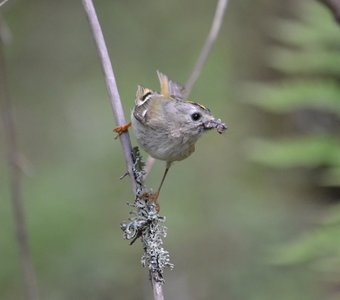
[191,112,202,121]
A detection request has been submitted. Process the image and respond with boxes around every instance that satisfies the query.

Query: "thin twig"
[0,17,40,300]
[145,0,230,176]
[82,1,229,298]
[184,0,229,97]
[81,1,164,299]
[82,0,137,194]
[0,0,10,8]
[152,277,165,300]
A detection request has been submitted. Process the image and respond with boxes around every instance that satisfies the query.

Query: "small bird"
[115,71,227,210]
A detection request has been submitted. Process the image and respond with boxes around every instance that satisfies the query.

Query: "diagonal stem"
[81,1,163,298]
[0,17,40,300]
[82,0,137,194]
[82,1,230,299]
[0,0,10,8]
[145,0,230,176]
[184,0,229,97]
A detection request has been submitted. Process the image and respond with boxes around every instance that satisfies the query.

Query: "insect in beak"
[203,119,227,134]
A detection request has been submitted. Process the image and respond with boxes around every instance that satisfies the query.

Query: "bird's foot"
[151,192,160,213]
[141,191,160,213]
[113,122,131,139]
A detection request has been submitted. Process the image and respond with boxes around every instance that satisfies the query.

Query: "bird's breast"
[131,116,196,162]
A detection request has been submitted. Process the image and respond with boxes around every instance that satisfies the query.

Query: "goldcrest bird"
[115,71,227,209]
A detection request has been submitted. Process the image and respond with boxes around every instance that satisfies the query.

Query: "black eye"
[191,112,202,121]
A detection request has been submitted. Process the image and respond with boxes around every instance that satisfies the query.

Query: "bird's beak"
[203,118,228,134]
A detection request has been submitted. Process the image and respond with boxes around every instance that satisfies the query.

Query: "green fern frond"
[271,19,340,49]
[246,136,340,169]
[271,223,340,265]
[246,81,340,114]
[267,47,340,75]
[270,2,340,48]
[321,167,340,186]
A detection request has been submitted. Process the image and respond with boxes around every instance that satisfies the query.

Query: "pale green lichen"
[120,147,174,283]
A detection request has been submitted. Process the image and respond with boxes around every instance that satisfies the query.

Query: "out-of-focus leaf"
[272,206,340,272]
[321,205,340,226]
[246,0,340,288]
[246,81,340,115]
[267,48,340,75]
[246,137,340,169]
[321,167,340,186]
[271,225,340,265]
[269,2,340,48]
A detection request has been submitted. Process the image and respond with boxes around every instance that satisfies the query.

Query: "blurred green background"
[1,0,339,299]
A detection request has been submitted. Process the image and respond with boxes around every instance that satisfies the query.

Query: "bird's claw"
[113,122,131,139]
[141,191,160,213]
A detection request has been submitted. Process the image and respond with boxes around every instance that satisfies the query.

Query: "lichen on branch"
[121,147,174,283]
